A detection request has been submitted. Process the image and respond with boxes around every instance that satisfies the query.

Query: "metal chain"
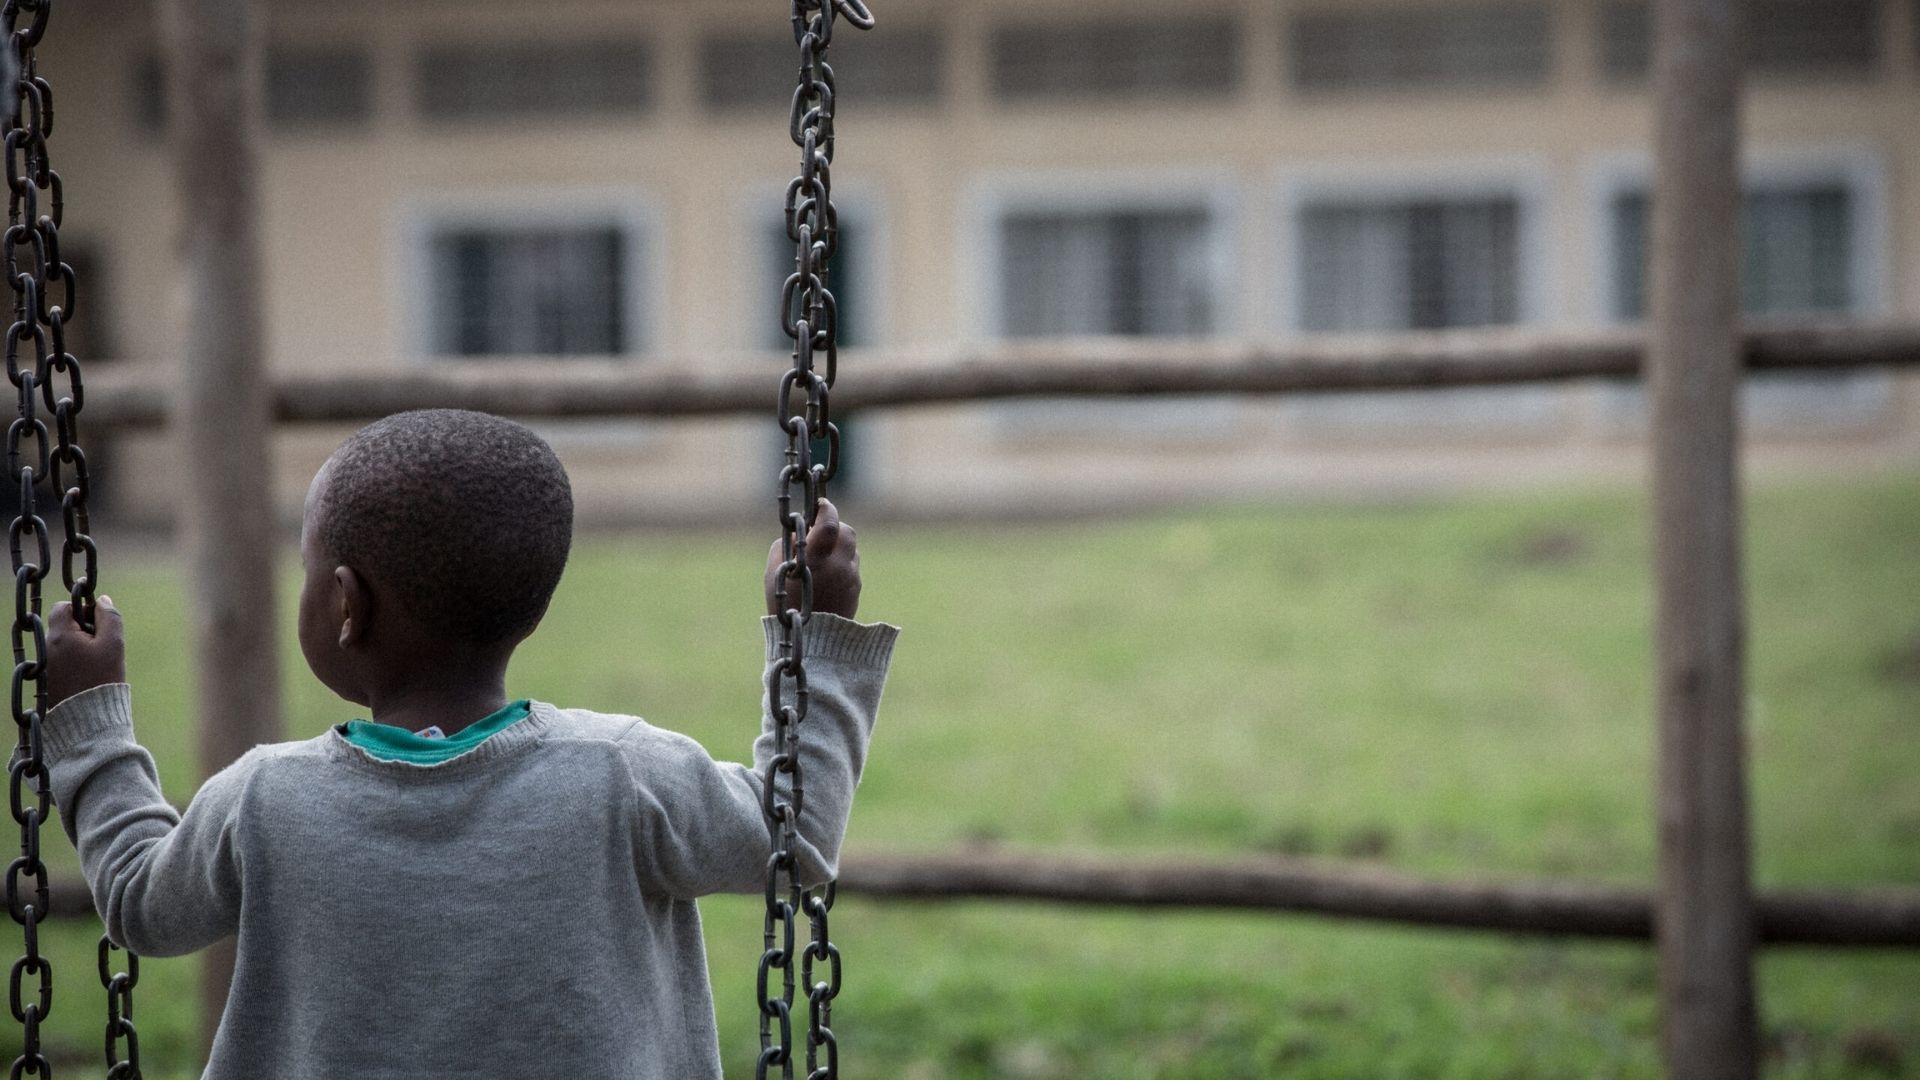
[760,3,870,1079]
[1,2,131,1078]
[97,941,136,1080]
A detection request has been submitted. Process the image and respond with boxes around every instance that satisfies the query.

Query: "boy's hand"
[766,499,861,620]
[46,597,126,709]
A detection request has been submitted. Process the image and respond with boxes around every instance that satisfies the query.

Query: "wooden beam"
[1649,0,1757,1076]
[42,858,1920,946]
[835,853,1920,947]
[158,0,283,1054]
[78,320,1920,429]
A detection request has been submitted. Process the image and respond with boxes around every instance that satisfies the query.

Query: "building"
[39,0,1920,522]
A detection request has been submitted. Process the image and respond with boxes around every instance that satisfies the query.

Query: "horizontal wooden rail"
[80,320,1920,429]
[834,852,1920,947]
[40,852,1920,946]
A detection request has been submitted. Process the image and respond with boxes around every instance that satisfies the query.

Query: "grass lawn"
[3,474,1917,1078]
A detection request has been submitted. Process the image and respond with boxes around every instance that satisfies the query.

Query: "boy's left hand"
[45,597,125,709]
[766,499,861,620]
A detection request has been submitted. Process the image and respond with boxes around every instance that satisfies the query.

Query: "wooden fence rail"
[81,320,1920,428]
[38,853,1920,946]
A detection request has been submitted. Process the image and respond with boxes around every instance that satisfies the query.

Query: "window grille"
[701,27,942,112]
[267,45,373,128]
[990,17,1239,101]
[1000,208,1217,338]
[415,39,651,120]
[1287,192,1560,433]
[427,226,630,357]
[1298,197,1521,332]
[1599,0,1881,82]
[132,44,375,132]
[993,204,1232,436]
[1288,3,1551,93]
[1608,181,1884,425]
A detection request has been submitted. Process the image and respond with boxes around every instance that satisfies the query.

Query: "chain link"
[760,3,870,1079]
[97,940,136,1080]
[0,1,129,1076]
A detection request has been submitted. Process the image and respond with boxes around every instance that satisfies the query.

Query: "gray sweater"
[44,613,898,1080]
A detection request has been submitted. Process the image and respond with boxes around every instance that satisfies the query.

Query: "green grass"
[4,475,1919,1078]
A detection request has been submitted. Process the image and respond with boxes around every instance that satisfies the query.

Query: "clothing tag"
[416,725,446,740]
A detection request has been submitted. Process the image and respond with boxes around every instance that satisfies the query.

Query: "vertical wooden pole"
[157,0,283,1059]
[1648,1,1757,1077]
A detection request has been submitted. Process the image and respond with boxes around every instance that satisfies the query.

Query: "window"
[131,45,374,134]
[1001,208,1217,338]
[991,198,1233,436]
[415,39,651,121]
[1599,0,1882,82]
[427,226,632,357]
[1284,188,1562,434]
[1610,187,1855,320]
[1606,176,1887,425]
[267,45,373,128]
[1299,197,1520,332]
[700,27,943,112]
[1288,3,1552,93]
[990,17,1240,101]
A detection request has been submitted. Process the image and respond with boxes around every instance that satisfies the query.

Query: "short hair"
[316,409,573,644]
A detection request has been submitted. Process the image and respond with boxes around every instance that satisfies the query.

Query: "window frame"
[1583,144,1894,429]
[966,168,1244,438]
[393,189,659,365]
[1269,158,1568,439]
[1274,158,1558,336]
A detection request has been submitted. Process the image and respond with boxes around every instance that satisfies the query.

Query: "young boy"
[40,408,898,1079]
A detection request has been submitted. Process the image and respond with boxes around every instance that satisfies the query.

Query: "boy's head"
[298,409,573,704]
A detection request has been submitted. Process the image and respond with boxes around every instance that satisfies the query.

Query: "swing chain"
[97,940,137,1080]
[3,1,127,1077]
[760,3,867,1079]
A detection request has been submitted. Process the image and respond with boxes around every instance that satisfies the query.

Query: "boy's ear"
[335,566,371,649]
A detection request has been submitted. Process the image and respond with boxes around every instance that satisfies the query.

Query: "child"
[41,408,898,1079]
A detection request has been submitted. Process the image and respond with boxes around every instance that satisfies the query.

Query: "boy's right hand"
[46,597,126,709]
[766,498,861,620]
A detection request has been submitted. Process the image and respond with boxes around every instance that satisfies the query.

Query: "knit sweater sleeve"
[42,684,246,957]
[624,613,898,899]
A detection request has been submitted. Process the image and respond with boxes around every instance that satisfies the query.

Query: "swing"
[2,0,874,1077]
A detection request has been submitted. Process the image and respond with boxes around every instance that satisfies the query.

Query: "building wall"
[41,0,1920,523]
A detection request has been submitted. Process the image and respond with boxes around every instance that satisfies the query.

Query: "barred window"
[1608,180,1884,425]
[1286,192,1562,434]
[1298,197,1521,332]
[994,202,1231,435]
[428,226,632,357]
[990,17,1240,101]
[1599,0,1882,82]
[267,45,372,128]
[132,45,374,132]
[1288,3,1551,93]
[1610,185,1854,320]
[1001,208,1217,338]
[415,39,651,120]
[699,27,943,112]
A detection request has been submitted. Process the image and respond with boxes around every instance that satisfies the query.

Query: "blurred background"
[42,0,1920,520]
[7,0,1918,1077]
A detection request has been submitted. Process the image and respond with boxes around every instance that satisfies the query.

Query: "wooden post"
[157,0,283,1058]
[1648,0,1757,1077]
